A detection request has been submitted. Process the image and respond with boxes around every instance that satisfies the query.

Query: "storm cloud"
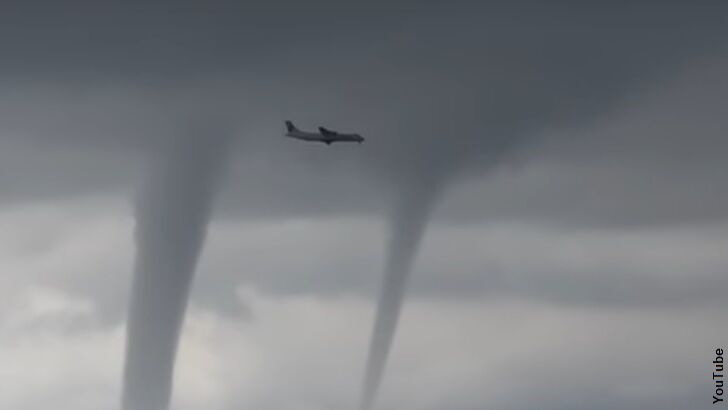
[0,3,727,410]
[0,4,725,215]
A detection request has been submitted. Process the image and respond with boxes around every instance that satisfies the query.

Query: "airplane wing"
[318,126,337,136]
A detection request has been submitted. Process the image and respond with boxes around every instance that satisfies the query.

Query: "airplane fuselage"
[284,121,364,145]
[285,130,363,144]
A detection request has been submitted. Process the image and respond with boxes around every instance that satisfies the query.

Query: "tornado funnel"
[122,129,231,410]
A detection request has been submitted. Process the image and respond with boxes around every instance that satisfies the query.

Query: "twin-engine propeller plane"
[285,121,364,145]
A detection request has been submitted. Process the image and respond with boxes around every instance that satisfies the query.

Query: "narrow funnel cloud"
[359,134,514,409]
[360,175,445,410]
[122,128,231,410]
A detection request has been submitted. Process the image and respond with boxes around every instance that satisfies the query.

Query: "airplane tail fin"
[285,120,298,132]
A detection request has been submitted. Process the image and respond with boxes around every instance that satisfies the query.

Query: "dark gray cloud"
[1,5,727,409]
[0,3,726,225]
[1,3,726,320]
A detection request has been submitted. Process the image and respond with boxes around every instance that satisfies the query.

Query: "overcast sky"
[1,3,727,410]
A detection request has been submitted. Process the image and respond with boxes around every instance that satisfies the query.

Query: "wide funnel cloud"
[122,128,231,410]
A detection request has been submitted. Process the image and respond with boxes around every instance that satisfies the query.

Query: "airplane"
[285,121,364,145]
